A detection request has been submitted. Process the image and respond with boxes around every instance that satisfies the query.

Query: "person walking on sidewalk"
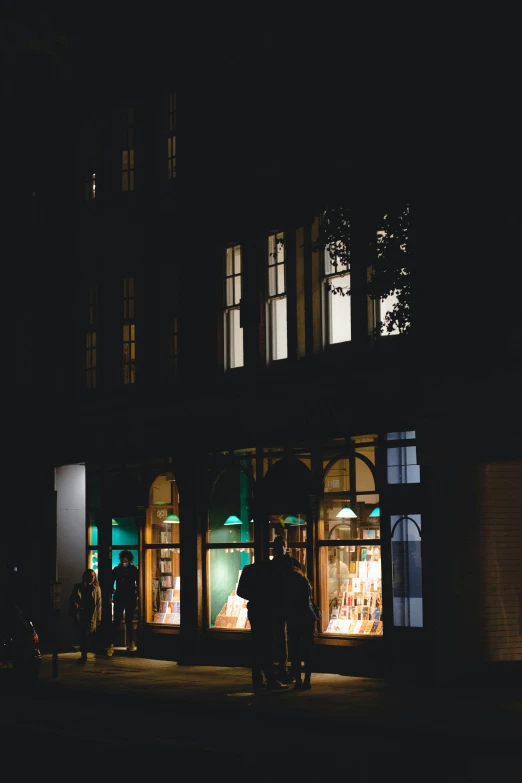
[68,569,102,663]
[237,557,289,691]
[106,550,139,656]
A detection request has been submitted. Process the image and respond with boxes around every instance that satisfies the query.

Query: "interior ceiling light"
[224,515,242,526]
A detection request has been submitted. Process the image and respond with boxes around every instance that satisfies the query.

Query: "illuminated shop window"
[207,461,254,627]
[145,473,181,625]
[266,231,287,361]
[224,244,243,369]
[320,436,382,635]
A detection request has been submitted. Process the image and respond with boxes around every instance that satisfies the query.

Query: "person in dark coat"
[68,568,102,663]
[106,550,139,655]
[237,558,288,691]
[283,560,317,690]
[271,535,302,683]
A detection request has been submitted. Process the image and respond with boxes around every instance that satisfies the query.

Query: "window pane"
[322,544,383,635]
[226,247,233,276]
[276,262,285,294]
[268,263,277,297]
[327,275,351,344]
[234,244,241,273]
[151,550,180,624]
[111,517,139,546]
[209,547,253,628]
[234,275,241,304]
[269,296,288,361]
[391,514,423,627]
[387,446,420,484]
[225,308,243,369]
[323,497,380,541]
[88,549,98,576]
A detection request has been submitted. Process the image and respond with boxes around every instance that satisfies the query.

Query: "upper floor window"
[84,172,96,201]
[167,91,176,180]
[386,431,420,484]
[121,108,135,192]
[86,286,98,389]
[323,243,351,345]
[123,277,136,384]
[266,232,287,361]
[224,245,243,370]
[369,206,411,336]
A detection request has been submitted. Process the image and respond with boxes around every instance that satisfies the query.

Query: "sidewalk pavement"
[36,649,522,746]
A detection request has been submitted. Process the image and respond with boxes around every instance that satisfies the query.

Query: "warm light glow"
[336,506,357,519]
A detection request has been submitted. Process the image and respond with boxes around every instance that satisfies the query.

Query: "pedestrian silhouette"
[237,556,289,691]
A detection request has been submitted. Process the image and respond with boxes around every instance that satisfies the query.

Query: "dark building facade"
[11,31,522,685]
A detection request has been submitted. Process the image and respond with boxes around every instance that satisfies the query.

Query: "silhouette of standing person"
[237,557,289,691]
[283,559,317,689]
[271,535,301,683]
[106,550,139,655]
[68,568,102,663]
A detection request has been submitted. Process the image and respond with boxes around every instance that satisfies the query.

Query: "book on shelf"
[160,532,171,544]
[160,549,170,558]
[358,620,368,634]
[370,620,380,633]
[165,613,175,624]
[339,606,348,619]
[364,620,373,633]
[172,613,180,624]
[174,576,181,590]
[157,613,166,623]
[160,601,168,613]
[362,528,376,539]
[165,588,174,601]
[352,577,361,593]
[326,619,336,632]
[375,621,383,634]
[336,619,350,633]
[352,620,362,634]
[236,608,249,628]
[153,612,162,623]
[347,619,357,634]
[349,561,357,574]
[160,575,172,587]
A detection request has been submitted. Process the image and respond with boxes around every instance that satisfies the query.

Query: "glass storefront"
[319,435,383,635]
[145,472,180,624]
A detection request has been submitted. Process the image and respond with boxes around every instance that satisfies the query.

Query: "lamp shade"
[284,515,299,526]
[336,506,357,519]
[165,514,180,524]
[224,515,242,526]
[369,506,380,518]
